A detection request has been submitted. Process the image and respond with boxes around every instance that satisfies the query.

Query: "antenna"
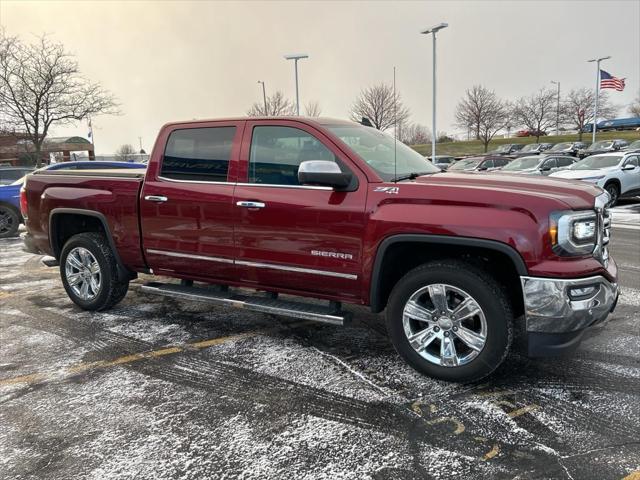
[393,66,397,183]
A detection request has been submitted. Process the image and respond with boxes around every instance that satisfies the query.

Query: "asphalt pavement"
[0,217,638,480]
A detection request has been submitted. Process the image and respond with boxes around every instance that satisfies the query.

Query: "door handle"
[236,201,266,209]
[144,195,168,203]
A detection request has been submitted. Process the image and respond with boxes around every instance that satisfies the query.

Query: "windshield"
[587,141,613,151]
[570,155,622,170]
[327,125,440,180]
[449,158,481,171]
[493,145,510,153]
[520,144,539,152]
[550,142,571,151]
[502,156,541,170]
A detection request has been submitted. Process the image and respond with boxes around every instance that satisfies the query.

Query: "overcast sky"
[1,0,639,154]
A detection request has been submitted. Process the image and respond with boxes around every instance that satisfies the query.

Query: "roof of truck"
[161,117,358,128]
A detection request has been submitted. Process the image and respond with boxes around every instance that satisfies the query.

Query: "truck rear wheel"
[60,232,129,311]
[386,260,513,383]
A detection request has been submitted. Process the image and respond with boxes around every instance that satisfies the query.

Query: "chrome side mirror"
[298,160,352,189]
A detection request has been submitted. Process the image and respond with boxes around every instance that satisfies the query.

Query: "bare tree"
[247,91,295,116]
[455,87,510,152]
[562,87,618,140]
[0,31,119,167]
[454,85,499,140]
[115,144,137,162]
[511,88,557,142]
[304,100,322,117]
[629,90,640,117]
[349,83,410,131]
[399,123,431,145]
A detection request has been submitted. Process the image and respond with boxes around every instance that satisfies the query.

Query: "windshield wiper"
[393,171,434,182]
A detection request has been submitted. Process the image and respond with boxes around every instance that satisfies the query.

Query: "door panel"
[234,121,367,300]
[140,121,243,281]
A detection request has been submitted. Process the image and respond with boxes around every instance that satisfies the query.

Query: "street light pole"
[587,56,611,144]
[284,53,308,115]
[257,80,267,115]
[550,80,560,136]
[421,23,448,160]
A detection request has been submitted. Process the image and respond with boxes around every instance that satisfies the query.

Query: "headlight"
[549,210,597,256]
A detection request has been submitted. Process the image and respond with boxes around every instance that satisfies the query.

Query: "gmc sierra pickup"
[21,117,619,382]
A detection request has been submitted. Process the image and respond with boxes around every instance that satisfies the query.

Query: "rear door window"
[161,127,236,182]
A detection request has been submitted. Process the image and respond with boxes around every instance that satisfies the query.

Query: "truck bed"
[24,170,146,270]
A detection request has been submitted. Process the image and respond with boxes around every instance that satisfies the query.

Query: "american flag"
[600,70,625,91]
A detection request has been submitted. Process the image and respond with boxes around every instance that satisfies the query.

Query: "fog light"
[568,285,598,300]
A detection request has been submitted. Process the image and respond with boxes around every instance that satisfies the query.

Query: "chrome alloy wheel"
[65,247,102,301]
[402,283,487,367]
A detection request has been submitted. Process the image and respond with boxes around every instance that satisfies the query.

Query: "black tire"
[60,232,129,311]
[604,182,620,207]
[0,205,20,239]
[385,260,513,383]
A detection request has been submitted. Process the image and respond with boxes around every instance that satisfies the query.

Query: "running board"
[140,282,351,326]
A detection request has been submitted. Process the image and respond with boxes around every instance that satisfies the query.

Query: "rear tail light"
[20,185,28,218]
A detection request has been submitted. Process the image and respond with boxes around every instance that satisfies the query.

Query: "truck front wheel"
[386,260,513,382]
[60,232,129,311]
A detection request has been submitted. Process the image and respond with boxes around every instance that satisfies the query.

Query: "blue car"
[0,161,146,238]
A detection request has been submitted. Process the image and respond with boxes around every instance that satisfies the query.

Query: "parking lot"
[1,214,639,479]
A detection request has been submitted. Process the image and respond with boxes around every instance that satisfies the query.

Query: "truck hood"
[409,171,600,210]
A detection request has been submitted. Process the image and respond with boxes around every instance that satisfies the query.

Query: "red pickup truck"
[21,117,619,382]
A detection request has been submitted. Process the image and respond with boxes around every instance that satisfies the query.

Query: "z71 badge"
[374,186,399,195]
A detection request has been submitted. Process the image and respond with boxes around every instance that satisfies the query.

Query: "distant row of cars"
[0,161,146,238]
[428,138,640,207]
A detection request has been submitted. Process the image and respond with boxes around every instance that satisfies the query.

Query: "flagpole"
[587,56,610,144]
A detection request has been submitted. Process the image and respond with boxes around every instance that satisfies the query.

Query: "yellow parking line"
[623,471,640,480]
[482,444,500,461]
[508,404,540,418]
[0,332,253,387]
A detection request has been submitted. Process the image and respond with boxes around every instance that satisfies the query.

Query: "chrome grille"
[593,192,611,267]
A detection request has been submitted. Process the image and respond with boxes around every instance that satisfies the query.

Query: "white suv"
[550,152,640,206]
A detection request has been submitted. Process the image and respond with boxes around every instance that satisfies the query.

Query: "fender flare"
[49,207,134,281]
[369,234,529,313]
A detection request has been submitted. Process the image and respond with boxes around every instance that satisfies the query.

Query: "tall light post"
[550,80,560,136]
[257,80,267,115]
[587,56,611,143]
[284,53,308,115]
[421,22,448,160]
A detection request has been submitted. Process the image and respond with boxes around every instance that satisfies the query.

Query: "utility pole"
[421,23,448,160]
[550,80,560,136]
[257,80,267,115]
[284,54,308,115]
[587,56,611,143]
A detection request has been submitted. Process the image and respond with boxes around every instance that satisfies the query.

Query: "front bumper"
[521,274,618,356]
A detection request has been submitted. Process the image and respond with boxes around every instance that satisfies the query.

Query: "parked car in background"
[550,152,640,206]
[511,143,554,158]
[0,161,146,238]
[623,140,640,153]
[547,141,589,157]
[499,155,575,175]
[0,166,34,185]
[427,155,457,170]
[516,130,547,137]
[448,156,510,172]
[488,144,525,156]
[578,139,629,158]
